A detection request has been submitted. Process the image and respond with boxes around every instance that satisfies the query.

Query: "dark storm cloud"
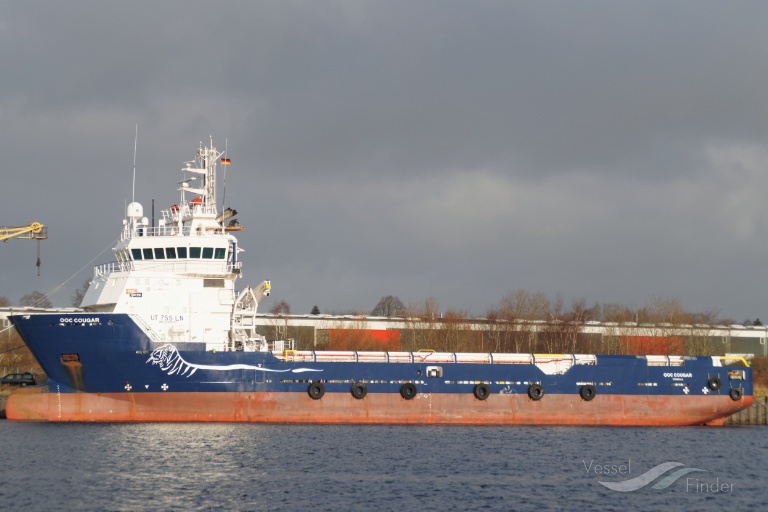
[2,1,768,320]
[234,2,768,181]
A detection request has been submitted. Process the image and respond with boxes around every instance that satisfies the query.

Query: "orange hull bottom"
[6,387,751,426]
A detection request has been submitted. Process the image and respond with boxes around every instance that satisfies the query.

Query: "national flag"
[221,158,231,165]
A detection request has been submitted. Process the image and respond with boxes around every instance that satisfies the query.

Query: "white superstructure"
[81,139,271,350]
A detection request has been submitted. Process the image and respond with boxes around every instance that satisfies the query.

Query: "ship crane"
[0,222,47,241]
[1,222,47,275]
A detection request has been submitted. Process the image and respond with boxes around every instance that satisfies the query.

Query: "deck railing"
[94,260,241,276]
[121,223,232,240]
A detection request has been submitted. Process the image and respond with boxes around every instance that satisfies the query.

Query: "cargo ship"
[7,139,753,425]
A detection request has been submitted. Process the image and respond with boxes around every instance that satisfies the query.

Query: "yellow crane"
[1,222,47,275]
[1,222,47,242]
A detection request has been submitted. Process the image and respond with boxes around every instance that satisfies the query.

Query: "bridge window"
[190,247,201,258]
[202,247,214,259]
[153,248,165,259]
[214,248,226,259]
[131,248,142,260]
[166,247,177,259]
[177,247,187,258]
[142,248,154,260]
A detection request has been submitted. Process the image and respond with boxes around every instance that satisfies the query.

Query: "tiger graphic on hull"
[146,344,322,377]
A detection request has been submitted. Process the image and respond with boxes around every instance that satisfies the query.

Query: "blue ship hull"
[6,313,753,425]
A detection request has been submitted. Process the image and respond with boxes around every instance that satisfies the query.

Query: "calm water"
[0,422,765,511]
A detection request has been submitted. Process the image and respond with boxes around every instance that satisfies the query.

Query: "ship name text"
[60,317,101,324]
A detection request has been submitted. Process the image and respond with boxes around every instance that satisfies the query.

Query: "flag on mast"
[221,158,231,165]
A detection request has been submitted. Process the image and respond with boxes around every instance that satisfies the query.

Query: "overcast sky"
[2,1,768,321]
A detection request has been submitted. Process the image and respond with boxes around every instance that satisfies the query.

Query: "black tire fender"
[579,385,596,401]
[729,388,743,401]
[473,383,490,401]
[351,382,368,399]
[708,377,721,391]
[308,381,325,400]
[400,382,417,400]
[528,384,544,401]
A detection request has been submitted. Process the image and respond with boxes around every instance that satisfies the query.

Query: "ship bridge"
[78,139,265,350]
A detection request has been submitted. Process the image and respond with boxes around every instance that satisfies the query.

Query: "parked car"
[0,372,36,386]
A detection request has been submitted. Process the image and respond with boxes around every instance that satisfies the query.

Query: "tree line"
[0,278,91,310]
[288,290,739,326]
[268,290,754,356]
[0,287,756,358]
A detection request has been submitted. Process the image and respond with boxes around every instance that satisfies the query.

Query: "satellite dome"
[127,202,143,219]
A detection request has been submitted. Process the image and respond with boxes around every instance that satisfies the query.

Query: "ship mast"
[181,138,224,214]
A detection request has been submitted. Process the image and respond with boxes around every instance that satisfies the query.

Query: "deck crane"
[1,222,47,242]
[1,222,48,275]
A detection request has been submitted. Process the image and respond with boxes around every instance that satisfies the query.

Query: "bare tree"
[402,297,442,351]
[646,294,686,324]
[71,279,90,308]
[484,307,508,352]
[438,308,474,352]
[498,289,550,321]
[496,290,550,352]
[270,300,291,315]
[371,295,405,317]
[19,291,52,308]
[686,308,721,326]
[678,324,719,356]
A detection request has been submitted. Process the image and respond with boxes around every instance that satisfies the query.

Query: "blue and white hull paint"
[7,313,752,425]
